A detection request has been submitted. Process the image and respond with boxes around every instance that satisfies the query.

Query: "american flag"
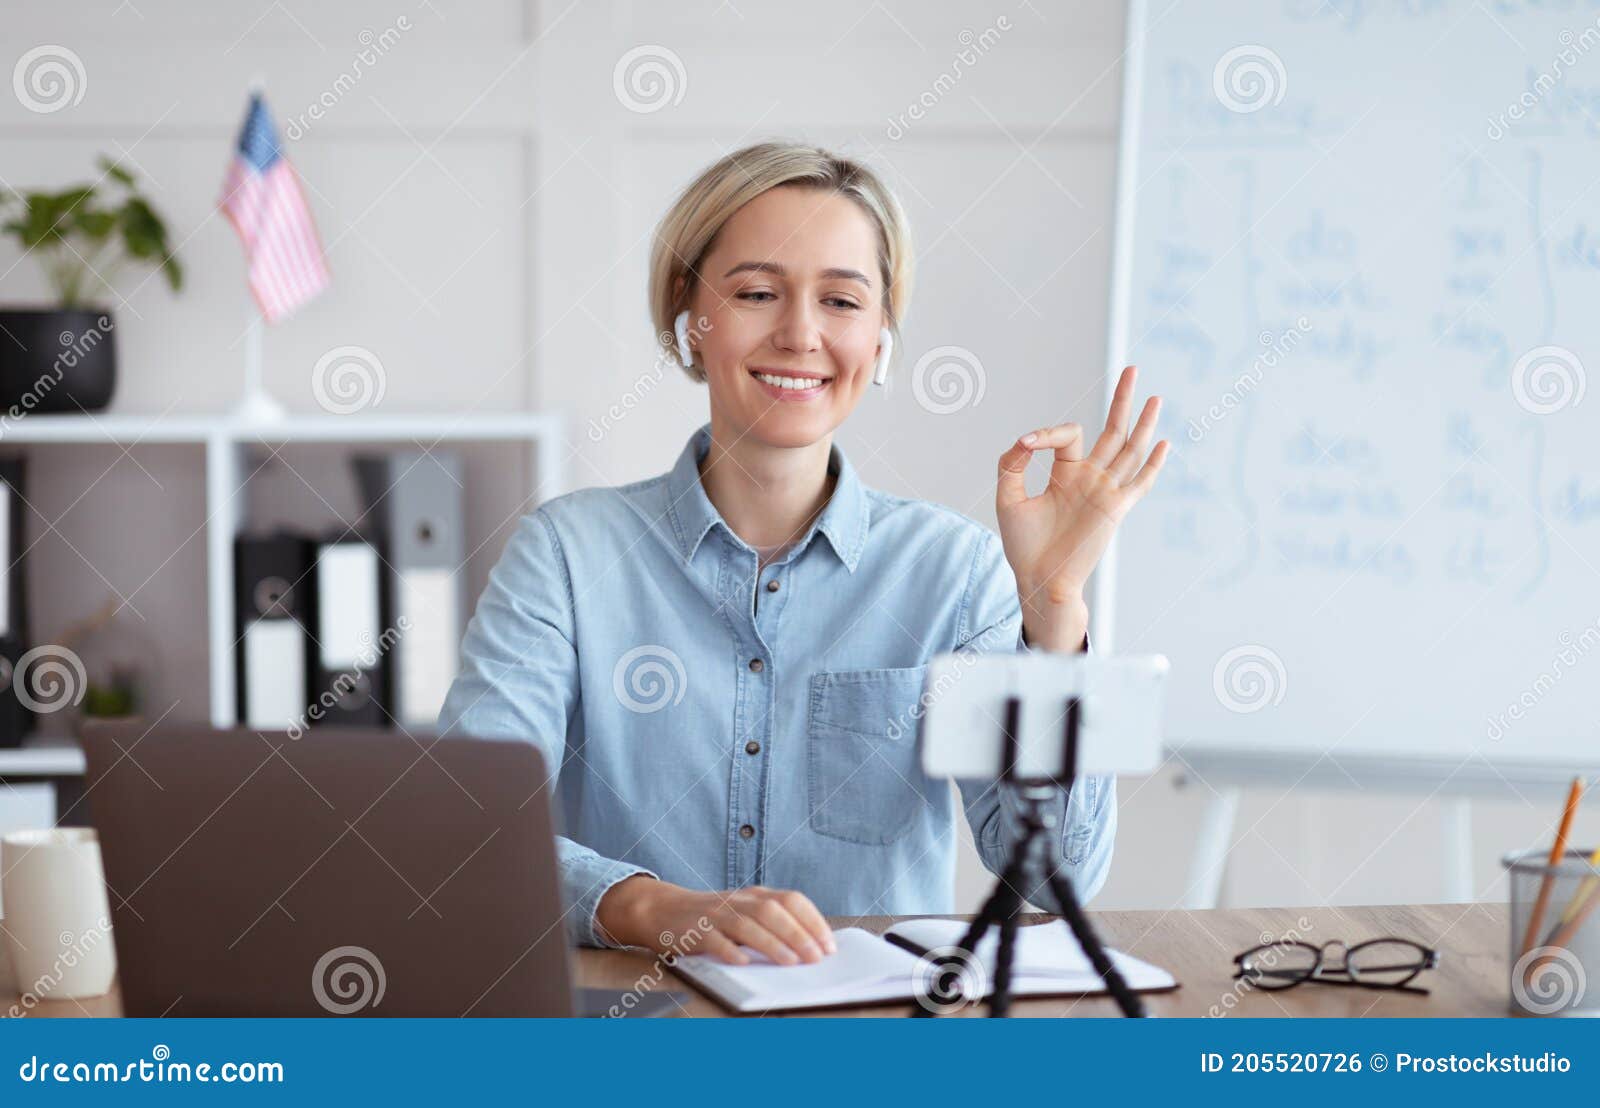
[220,94,329,322]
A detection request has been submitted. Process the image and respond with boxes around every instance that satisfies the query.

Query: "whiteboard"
[1109,0,1600,766]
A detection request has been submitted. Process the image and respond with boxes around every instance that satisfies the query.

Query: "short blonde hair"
[648,141,914,383]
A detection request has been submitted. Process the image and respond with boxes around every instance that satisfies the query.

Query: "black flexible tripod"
[911,695,1147,1018]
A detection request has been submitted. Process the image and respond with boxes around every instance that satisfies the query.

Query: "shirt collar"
[664,422,868,573]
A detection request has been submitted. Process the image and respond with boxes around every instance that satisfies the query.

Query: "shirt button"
[766,578,780,593]
[739,823,755,839]
[745,740,761,755]
[748,657,764,672]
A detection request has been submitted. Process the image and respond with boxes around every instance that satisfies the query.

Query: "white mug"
[1,828,117,1001]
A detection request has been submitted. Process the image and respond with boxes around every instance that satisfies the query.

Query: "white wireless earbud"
[872,327,894,386]
[674,309,698,371]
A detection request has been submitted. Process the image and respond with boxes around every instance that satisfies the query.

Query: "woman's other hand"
[595,875,837,965]
[996,365,1169,652]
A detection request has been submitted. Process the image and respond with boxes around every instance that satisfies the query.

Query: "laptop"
[80,721,682,1017]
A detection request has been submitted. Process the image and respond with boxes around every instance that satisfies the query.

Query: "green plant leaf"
[75,208,117,243]
[2,156,182,307]
[119,196,167,259]
[97,155,136,187]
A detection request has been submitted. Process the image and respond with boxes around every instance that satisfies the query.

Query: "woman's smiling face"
[685,185,887,448]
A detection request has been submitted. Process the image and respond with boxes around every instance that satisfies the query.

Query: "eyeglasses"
[1233,938,1439,995]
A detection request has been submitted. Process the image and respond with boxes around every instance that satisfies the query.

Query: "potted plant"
[0,156,182,413]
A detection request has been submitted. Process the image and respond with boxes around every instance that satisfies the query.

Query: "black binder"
[234,532,314,729]
[0,458,30,748]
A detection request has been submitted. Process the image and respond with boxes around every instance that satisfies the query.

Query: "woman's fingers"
[1087,365,1139,468]
[1126,439,1171,500]
[722,911,803,966]
[999,424,1083,508]
[777,889,837,955]
[752,895,828,963]
[702,931,751,966]
[996,438,1033,510]
[1026,422,1087,458]
[1108,394,1162,484]
[694,887,837,966]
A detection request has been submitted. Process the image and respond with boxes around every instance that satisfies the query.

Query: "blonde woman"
[439,141,1168,967]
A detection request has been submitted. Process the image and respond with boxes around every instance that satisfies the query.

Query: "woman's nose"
[772,300,823,354]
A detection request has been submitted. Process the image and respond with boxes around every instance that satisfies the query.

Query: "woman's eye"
[825,297,861,310]
[737,290,775,302]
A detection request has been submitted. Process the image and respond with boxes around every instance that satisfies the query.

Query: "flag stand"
[227,310,288,423]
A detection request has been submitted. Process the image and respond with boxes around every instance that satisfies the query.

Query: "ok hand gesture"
[995,365,1169,652]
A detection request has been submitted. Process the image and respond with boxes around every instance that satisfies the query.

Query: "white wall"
[3,0,1589,913]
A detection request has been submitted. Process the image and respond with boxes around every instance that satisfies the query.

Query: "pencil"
[1530,873,1600,979]
[1556,844,1600,927]
[1519,776,1584,960]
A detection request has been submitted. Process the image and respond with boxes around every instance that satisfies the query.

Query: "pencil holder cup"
[1503,848,1600,1017]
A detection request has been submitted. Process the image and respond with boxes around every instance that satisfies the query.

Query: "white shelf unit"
[0,412,564,729]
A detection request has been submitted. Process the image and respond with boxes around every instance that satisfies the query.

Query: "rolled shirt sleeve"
[953,531,1117,910]
[436,510,656,948]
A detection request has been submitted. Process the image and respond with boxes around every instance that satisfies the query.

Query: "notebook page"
[884,918,1176,991]
[671,927,924,1011]
[886,918,1089,974]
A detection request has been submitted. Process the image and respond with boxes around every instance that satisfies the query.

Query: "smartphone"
[917,651,1169,783]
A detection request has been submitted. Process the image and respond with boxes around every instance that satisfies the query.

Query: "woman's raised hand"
[995,365,1169,651]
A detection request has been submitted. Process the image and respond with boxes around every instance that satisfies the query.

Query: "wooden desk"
[5,903,1512,1018]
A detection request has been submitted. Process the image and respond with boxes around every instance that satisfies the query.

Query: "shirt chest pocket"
[806,666,934,845]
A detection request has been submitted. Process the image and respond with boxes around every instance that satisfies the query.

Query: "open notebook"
[669,918,1177,1013]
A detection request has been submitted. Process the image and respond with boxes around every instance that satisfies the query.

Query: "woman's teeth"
[754,372,827,390]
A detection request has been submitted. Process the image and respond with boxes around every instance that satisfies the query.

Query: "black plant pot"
[0,308,118,413]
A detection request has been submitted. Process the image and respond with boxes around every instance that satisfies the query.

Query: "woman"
[439,142,1167,967]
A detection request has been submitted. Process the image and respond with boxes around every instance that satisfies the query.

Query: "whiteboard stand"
[1170,750,1598,910]
[1443,797,1474,904]
[1181,785,1240,910]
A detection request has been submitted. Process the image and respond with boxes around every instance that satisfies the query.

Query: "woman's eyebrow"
[722,260,872,288]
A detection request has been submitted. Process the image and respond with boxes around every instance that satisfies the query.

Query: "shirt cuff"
[1018,626,1091,653]
[568,854,659,949]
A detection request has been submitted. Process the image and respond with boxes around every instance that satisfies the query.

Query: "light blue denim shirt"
[438,423,1115,948]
